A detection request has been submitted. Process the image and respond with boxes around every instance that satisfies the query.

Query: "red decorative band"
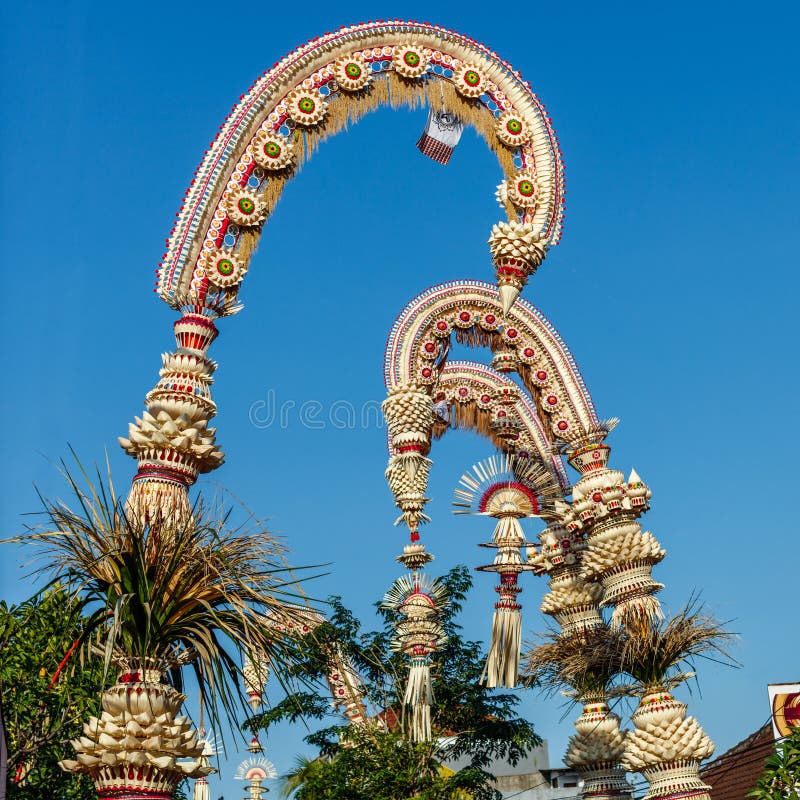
[133,468,193,487]
[175,313,218,332]
[397,444,423,453]
[99,793,173,800]
[497,265,525,277]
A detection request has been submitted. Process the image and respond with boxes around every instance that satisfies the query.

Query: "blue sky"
[1,1,799,796]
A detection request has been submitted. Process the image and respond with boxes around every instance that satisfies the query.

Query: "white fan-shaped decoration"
[381,573,448,614]
[234,756,277,781]
[453,453,563,518]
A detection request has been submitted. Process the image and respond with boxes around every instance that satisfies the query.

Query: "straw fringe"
[482,606,522,688]
[248,72,519,230]
[403,659,433,742]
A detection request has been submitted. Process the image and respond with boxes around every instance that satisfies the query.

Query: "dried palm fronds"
[522,625,627,701]
[618,598,737,693]
[6,459,319,741]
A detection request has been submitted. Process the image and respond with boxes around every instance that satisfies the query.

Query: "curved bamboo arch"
[384,280,598,445]
[432,361,569,490]
[156,21,565,309]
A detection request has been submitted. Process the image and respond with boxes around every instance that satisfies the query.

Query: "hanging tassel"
[411,703,432,744]
[404,654,433,742]
[610,592,664,629]
[482,574,523,689]
[193,776,211,800]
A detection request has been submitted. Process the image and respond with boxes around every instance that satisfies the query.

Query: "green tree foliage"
[247,566,541,800]
[748,727,800,800]
[0,587,103,800]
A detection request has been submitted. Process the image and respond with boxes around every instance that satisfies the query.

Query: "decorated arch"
[433,361,569,489]
[57,18,724,800]
[384,280,599,445]
[156,21,564,314]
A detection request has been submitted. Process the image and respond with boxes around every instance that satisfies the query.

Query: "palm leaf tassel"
[404,654,433,742]
[482,574,523,689]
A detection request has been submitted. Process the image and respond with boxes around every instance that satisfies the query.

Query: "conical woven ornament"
[242,651,270,712]
[454,454,563,687]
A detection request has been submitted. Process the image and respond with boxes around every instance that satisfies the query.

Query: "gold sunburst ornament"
[454,454,564,688]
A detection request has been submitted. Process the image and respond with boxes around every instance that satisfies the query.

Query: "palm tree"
[7,464,315,799]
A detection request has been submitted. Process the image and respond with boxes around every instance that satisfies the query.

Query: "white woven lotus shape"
[385,454,431,498]
[393,44,428,79]
[624,702,714,771]
[582,529,666,579]
[225,187,268,227]
[488,221,545,270]
[566,719,627,766]
[382,386,433,441]
[60,676,212,792]
[540,579,603,615]
[243,652,270,712]
[333,53,371,91]
[119,409,223,474]
[159,352,216,379]
[251,130,295,171]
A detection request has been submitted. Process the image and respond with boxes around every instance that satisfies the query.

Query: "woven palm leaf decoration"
[242,650,270,713]
[382,573,448,742]
[192,732,217,800]
[454,453,563,688]
[235,756,277,800]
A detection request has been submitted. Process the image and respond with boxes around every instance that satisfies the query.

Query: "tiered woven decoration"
[235,757,277,800]
[60,663,213,799]
[453,454,562,687]
[119,312,224,526]
[383,573,447,742]
[623,690,714,800]
[488,220,546,313]
[242,651,270,713]
[565,697,633,800]
[382,383,434,538]
[529,519,604,636]
[563,432,666,627]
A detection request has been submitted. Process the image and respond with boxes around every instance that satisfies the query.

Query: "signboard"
[768,682,800,739]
